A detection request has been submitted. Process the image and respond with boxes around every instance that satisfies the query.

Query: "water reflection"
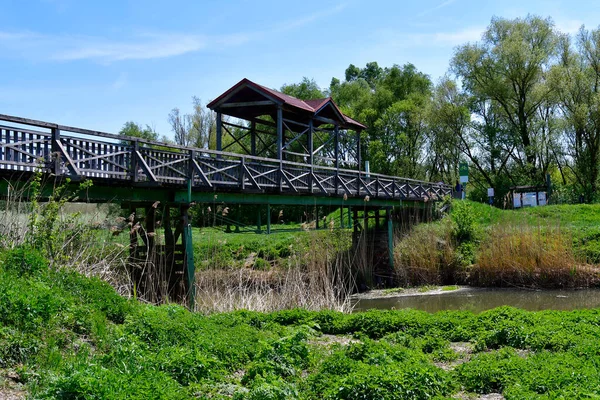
[352,288,600,313]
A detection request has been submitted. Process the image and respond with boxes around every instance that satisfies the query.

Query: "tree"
[452,15,559,182]
[168,97,215,148]
[426,78,468,183]
[118,121,158,143]
[550,26,600,198]
[280,77,324,100]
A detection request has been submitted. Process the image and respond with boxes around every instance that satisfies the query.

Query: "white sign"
[459,175,469,183]
[513,193,521,208]
[487,188,495,197]
[538,192,547,206]
[523,192,538,207]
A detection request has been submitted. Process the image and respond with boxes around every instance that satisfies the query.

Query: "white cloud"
[375,26,485,49]
[417,0,457,17]
[274,3,348,31]
[53,33,210,62]
[0,3,347,63]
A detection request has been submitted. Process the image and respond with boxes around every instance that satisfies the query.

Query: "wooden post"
[181,205,195,310]
[51,127,61,175]
[347,206,352,229]
[216,112,223,157]
[250,121,256,156]
[308,119,314,193]
[277,106,283,191]
[387,207,394,270]
[267,203,271,235]
[340,205,344,228]
[256,207,262,233]
[356,130,361,172]
[334,124,339,195]
[131,139,139,182]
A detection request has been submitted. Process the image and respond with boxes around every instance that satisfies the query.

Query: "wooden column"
[308,119,314,193]
[387,207,394,269]
[51,127,61,175]
[267,203,271,235]
[250,121,256,156]
[131,139,139,182]
[181,205,195,310]
[216,112,223,156]
[276,106,283,191]
[334,124,340,195]
[357,129,362,172]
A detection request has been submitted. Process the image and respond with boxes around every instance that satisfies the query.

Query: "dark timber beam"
[216,112,223,157]
[276,106,283,191]
[220,100,275,108]
[250,121,256,156]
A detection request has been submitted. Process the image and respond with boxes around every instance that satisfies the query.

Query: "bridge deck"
[0,114,452,203]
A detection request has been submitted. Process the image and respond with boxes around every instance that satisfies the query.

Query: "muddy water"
[352,288,600,313]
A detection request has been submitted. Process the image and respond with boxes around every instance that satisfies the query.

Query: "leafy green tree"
[280,77,324,100]
[118,121,158,142]
[426,78,468,183]
[169,97,215,148]
[550,26,600,198]
[452,15,559,182]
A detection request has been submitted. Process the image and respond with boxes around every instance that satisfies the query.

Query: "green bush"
[2,245,48,276]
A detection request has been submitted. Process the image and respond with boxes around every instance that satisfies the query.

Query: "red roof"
[207,78,366,130]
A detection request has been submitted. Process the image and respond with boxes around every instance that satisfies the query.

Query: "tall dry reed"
[472,223,600,288]
[194,230,356,313]
[393,221,459,286]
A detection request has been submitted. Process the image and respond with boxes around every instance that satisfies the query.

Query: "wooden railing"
[0,114,452,201]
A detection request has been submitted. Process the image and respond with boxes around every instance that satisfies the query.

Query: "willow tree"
[452,15,559,183]
[550,27,600,198]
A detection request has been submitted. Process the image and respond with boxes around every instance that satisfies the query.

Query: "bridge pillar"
[126,202,195,309]
[266,203,271,234]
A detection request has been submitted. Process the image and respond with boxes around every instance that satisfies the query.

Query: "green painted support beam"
[0,177,434,211]
[387,207,394,270]
[256,210,262,233]
[347,206,352,229]
[267,204,271,234]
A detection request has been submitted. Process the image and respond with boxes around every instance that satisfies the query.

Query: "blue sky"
[1,0,600,138]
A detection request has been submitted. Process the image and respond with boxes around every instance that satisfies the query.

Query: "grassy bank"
[394,201,600,288]
[4,255,600,399]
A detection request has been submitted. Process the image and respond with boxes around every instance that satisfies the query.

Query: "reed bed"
[472,223,600,288]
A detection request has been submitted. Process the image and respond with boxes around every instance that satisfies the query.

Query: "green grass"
[382,287,404,295]
[418,285,437,293]
[465,201,600,262]
[5,252,600,398]
[442,285,459,291]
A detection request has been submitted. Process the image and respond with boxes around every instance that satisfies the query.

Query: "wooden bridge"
[0,79,452,306]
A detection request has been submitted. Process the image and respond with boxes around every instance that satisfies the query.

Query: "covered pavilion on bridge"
[207,78,366,172]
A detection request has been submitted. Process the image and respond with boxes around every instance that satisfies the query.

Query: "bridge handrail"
[0,113,452,196]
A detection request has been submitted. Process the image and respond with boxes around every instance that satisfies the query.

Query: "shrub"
[2,245,48,276]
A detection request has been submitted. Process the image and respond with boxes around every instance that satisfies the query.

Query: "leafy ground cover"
[3,248,600,399]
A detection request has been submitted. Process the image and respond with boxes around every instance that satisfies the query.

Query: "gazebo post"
[277,106,283,191]
[308,119,314,193]
[250,121,256,156]
[357,129,362,172]
[216,111,223,158]
[334,124,340,195]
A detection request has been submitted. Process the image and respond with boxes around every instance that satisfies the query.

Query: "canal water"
[352,287,600,313]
